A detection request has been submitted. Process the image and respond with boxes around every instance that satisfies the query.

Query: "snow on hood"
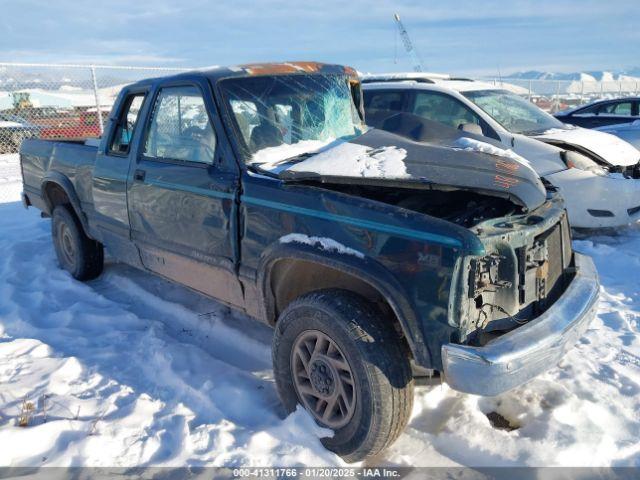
[251,139,337,172]
[252,139,409,179]
[285,142,409,179]
[265,128,547,212]
[452,137,535,171]
[534,126,640,167]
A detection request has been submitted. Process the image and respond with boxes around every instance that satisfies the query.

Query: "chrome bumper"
[442,253,599,396]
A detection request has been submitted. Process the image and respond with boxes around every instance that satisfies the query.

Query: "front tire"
[51,205,104,280]
[272,289,414,462]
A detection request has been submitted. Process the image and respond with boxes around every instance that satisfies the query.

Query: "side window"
[412,92,482,129]
[365,91,404,114]
[602,101,632,116]
[363,90,405,127]
[110,93,145,154]
[144,86,216,164]
[574,104,599,116]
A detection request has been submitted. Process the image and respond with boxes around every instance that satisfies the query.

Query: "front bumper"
[442,253,599,396]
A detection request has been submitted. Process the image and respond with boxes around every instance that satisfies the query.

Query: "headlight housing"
[563,150,607,176]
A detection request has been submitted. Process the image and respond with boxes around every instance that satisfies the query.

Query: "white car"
[361,73,640,229]
[596,120,640,150]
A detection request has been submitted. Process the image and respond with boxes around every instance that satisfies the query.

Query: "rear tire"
[51,205,104,280]
[272,289,414,462]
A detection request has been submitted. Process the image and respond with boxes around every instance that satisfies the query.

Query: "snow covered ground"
[1,153,639,467]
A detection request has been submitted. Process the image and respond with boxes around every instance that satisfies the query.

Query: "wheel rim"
[58,222,76,269]
[291,330,356,429]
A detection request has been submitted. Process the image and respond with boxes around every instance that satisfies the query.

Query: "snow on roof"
[361,72,452,82]
[432,79,498,92]
[361,72,529,95]
[362,73,493,92]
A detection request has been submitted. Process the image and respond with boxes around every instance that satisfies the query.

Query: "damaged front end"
[538,140,640,227]
[451,193,575,345]
[552,141,640,179]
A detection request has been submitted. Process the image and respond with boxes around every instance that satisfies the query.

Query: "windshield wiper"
[281,151,317,163]
[249,151,317,176]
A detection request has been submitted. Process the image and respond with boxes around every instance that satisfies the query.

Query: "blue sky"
[1,0,638,75]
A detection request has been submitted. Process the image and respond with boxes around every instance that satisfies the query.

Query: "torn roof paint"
[128,62,361,95]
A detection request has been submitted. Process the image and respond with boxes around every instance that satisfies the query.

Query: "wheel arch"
[257,243,432,366]
[41,172,90,234]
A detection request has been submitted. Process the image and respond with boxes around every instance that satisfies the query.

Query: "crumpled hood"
[266,118,547,211]
[533,127,640,167]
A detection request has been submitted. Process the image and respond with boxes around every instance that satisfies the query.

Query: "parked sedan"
[555,97,640,128]
[596,120,640,150]
[362,74,640,229]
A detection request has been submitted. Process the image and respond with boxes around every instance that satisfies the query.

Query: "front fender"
[257,239,433,368]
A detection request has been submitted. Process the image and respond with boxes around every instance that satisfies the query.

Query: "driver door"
[127,80,243,307]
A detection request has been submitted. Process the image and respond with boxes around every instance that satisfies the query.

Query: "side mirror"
[458,122,483,136]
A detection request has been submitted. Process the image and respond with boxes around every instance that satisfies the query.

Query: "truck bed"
[20,138,98,214]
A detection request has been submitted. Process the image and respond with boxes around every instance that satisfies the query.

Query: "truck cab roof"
[128,62,360,90]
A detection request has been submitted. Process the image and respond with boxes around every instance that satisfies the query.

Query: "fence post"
[90,65,104,135]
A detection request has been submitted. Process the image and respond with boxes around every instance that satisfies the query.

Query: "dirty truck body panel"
[20,63,598,394]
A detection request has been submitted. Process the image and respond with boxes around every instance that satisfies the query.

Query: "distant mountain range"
[503,69,640,82]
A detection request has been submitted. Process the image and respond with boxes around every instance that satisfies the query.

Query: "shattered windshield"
[463,89,565,135]
[219,74,366,167]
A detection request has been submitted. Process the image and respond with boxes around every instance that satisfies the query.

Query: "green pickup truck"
[19,62,599,461]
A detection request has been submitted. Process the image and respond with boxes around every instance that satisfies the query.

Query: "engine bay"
[324,184,524,228]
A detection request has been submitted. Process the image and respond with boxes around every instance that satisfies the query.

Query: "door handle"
[134,169,146,181]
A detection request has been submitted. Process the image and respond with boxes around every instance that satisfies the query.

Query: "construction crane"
[393,13,423,72]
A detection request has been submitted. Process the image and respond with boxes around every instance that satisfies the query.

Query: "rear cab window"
[109,93,146,154]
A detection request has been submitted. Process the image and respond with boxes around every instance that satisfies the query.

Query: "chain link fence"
[0,63,191,154]
[481,78,640,113]
[2,62,640,154]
